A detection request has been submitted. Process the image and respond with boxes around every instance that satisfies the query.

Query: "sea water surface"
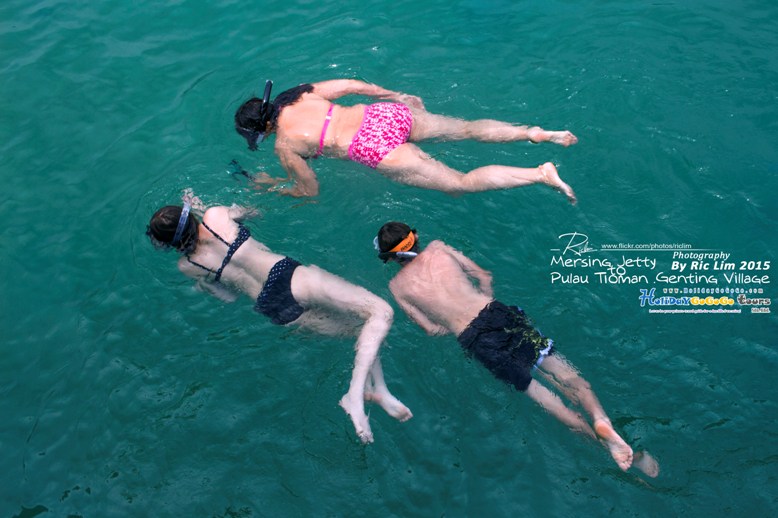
[1,0,777,516]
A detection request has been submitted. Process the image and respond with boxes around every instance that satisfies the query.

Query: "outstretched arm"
[182,188,207,217]
[180,189,259,221]
[311,79,424,109]
[226,204,259,221]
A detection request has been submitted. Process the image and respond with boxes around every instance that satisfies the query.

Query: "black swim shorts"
[456,300,554,392]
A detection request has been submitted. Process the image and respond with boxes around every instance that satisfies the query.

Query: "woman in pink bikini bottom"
[347,102,414,168]
[235,79,579,202]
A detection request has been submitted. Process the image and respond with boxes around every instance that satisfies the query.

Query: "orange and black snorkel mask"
[375,230,419,263]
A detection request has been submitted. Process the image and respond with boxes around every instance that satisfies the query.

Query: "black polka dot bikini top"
[186,221,251,283]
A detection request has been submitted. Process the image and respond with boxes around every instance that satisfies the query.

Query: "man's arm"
[311,79,424,109]
[392,292,449,336]
[274,148,320,197]
[443,245,493,297]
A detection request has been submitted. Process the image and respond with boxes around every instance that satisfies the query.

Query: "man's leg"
[408,109,578,146]
[536,354,634,471]
[377,144,576,203]
[632,450,660,477]
[525,380,596,438]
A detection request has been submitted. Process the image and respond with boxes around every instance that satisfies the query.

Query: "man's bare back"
[389,241,493,336]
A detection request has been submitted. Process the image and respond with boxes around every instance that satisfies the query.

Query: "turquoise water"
[2,0,777,516]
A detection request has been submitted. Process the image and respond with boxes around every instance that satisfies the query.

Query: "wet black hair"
[376,221,419,263]
[271,83,314,117]
[234,83,314,150]
[147,205,199,254]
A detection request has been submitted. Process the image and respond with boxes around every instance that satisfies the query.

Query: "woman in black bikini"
[146,192,412,444]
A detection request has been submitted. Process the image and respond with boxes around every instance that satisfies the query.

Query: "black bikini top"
[186,221,251,283]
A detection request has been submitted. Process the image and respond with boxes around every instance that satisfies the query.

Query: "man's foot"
[539,162,577,204]
[339,393,374,444]
[527,127,579,147]
[366,390,413,422]
[633,450,660,478]
[594,419,633,471]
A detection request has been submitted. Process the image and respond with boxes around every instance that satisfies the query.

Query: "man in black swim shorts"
[374,221,659,476]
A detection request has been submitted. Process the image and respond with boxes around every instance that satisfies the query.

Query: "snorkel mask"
[171,202,192,247]
[236,80,274,150]
[374,230,419,263]
[146,203,192,251]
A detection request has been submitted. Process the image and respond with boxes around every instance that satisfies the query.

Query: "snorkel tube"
[256,80,273,143]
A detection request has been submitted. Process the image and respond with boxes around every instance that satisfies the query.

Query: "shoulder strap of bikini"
[201,221,230,246]
[186,255,217,275]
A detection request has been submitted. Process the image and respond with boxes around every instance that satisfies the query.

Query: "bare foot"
[339,394,374,444]
[539,162,577,204]
[366,390,413,422]
[594,419,633,471]
[546,130,578,147]
[527,127,579,147]
[633,450,660,478]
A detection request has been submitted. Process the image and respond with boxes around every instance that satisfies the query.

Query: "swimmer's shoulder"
[202,206,230,223]
[202,206,247,238]
[425,240,451,253]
